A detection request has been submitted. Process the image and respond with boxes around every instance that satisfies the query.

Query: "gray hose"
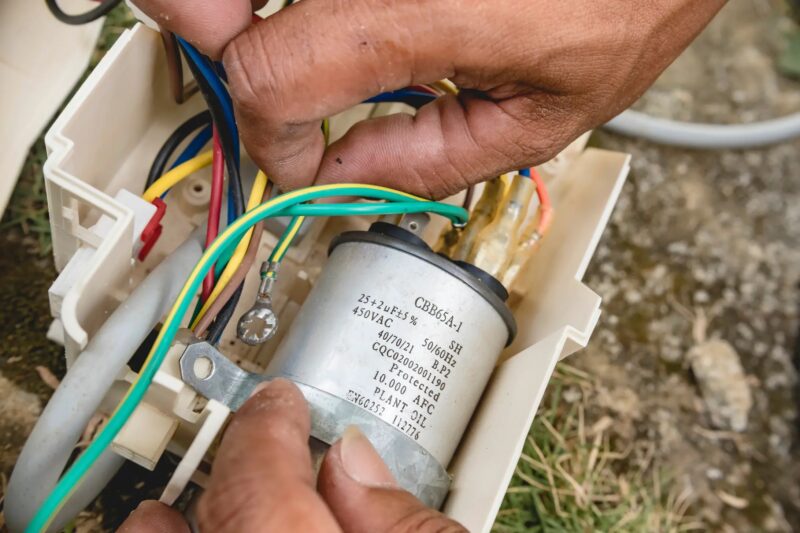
[6,235,203,533]
[604,109,800,149]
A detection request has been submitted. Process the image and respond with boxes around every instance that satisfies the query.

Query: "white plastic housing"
[0,0,103,214]
[43,24,629,532]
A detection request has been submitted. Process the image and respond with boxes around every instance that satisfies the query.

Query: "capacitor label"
[348,291,461,444]
[268,241,509,465]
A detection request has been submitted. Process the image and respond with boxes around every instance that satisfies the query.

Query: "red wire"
[202,126,225,301]
[408,84,440,95]
[528,168,553,236]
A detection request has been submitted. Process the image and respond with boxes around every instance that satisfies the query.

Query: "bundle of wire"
[24,38,470,532]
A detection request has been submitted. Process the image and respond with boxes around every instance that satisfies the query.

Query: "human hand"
[118,379,465,532]
[134,0,724,198]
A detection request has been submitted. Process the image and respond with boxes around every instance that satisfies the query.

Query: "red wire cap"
[138,198,167,261]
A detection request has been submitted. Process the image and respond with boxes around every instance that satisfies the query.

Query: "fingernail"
[339,426,397,488]
[248,380,272,399]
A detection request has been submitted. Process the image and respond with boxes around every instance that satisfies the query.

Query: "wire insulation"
[45,0,121,25]
[529,168,553,236]
[177,38,243,223]
[143,151,213,202]
[146,111,212,190]
[605,109,800,149]
[194,183,273,337]
[206,284,243,345]
[202,127,225,301]
[365,89,438,109]
[172,126,213,170]
[191,171,269,328]
[269,216,305,263]
[194,217,265,337]
[159,29,198,104]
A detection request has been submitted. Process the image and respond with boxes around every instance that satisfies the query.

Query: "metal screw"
[236,261,280,345]
[237,302,278,345]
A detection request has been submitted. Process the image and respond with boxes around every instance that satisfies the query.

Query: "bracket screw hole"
[193,356,214,380]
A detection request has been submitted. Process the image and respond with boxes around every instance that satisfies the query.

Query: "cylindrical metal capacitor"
[266,224,516,507]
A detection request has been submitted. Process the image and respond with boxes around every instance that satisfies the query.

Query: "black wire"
[180,46,245,220]
[145,111,212,190]
[180,41,246,337]
[206,283,244,345]
[45,0,122,25]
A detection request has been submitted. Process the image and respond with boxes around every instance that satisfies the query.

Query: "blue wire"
[365,89,438,109]
[213,61,228,82]
[177,37,240,224]
[172,125,212,168]
[176,38,239,164]
[160,125,213,199]
[227,190,236,225]
[519,168,531,177]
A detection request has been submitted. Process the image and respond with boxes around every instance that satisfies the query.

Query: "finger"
[117,500,189,533]
[132,0,266,58]
[196,379,340,533]
[223,0,726,198]
[314,91,578,199]
[222,0,465,192]
[318,427,466,533]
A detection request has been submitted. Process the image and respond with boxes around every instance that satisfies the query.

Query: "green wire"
[26,186,467,533]
[269,215,305,263]
[267,202,457,265]
[267,200,463,265]
[284,202,462,218]
[194,202,442,326]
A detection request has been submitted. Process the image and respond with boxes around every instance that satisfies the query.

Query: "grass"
[494,364,702,532]
[2,141,51,254]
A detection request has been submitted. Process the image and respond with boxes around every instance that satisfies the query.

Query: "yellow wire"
[181,181,419,326]
[432,79,459,95]
[322,118,330,146]
[142,150,213,202]
[272,216,305,262]
[191,170,269,328]
[139,184,422,393]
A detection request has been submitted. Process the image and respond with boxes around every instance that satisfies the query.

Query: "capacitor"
[265,222,515,507]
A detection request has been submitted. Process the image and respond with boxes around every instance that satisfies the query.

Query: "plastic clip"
[137,198,167,261]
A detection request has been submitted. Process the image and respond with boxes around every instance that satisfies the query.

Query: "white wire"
[5,234,203,533]
[605,109,800,149]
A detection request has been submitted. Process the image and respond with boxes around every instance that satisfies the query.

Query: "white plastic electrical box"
[43,23,629,532]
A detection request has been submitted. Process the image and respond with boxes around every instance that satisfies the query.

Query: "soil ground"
[554,1,800,530]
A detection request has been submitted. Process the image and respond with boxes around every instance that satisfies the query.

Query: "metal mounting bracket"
[179,341,268,411]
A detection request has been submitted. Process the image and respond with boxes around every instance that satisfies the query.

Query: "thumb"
[117,500,189,533]
[318,427,466,533]
[131,0,267,58]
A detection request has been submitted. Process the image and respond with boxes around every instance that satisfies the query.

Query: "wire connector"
[236,261,279,346]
